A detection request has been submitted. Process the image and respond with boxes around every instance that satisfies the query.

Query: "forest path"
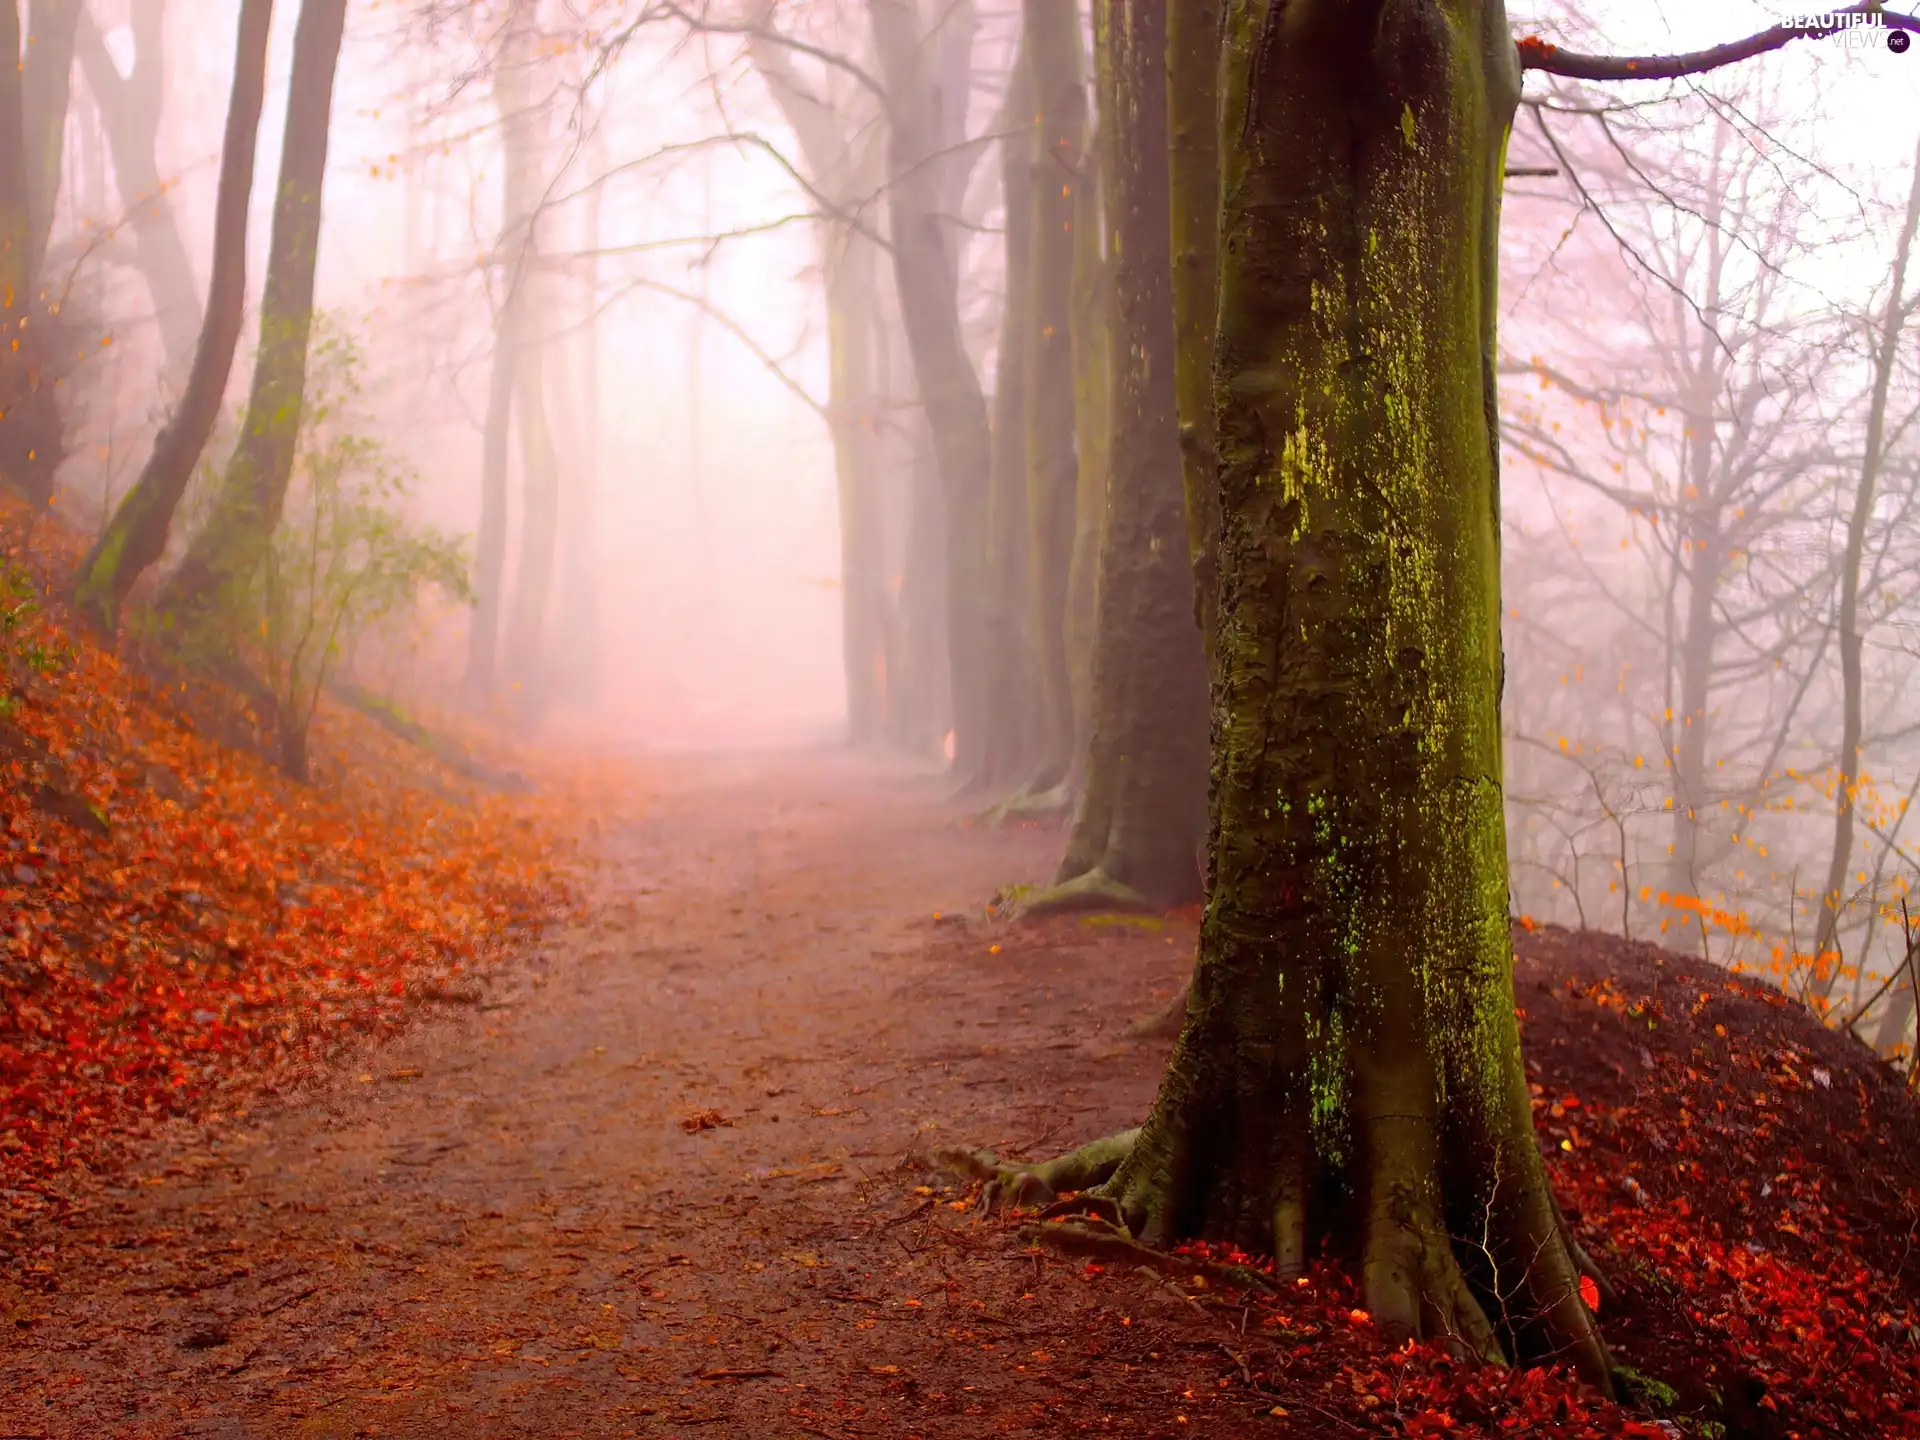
[1,750,1209,1439]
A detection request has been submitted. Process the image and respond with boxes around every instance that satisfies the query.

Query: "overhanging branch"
[1518,4,1920,81]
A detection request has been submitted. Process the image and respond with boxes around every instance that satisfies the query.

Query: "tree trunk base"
[1010,867,1153,920]
[982,780,1076,828]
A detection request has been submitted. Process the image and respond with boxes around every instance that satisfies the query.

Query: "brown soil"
[2,752,1915,1439]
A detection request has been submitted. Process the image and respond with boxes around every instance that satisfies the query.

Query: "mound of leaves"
[949,924,1920,1438]
[1519,926,1920,1439]
[0,499,576,1221]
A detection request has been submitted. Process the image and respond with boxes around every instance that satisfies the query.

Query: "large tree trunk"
[868,0,994,789]
[77,2,205,386]
[70,0,275,634]
[1812,137,1920,1002]
[1019,0,1086,798]
[982,54,1041,792]
[157,0,348,625]
[1043,0,1208,911]
[1034,0,1609,1388]
[1168,0,1221,649]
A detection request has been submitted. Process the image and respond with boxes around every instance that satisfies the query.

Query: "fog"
[33,1,1920,1030]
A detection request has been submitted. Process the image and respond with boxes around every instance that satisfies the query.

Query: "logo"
[1784,11,1908,50]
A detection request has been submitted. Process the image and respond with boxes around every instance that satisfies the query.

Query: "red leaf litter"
[0,496,577,1218]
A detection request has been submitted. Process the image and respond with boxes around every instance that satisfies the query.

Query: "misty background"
[35,2,1920,1038]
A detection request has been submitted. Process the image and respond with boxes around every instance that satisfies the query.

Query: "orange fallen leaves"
[0,500,576,1210]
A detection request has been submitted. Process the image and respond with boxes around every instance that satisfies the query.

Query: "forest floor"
[2,743,1917,1440]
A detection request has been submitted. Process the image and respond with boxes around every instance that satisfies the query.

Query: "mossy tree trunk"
[868,0,994,788]
[1075,0,1607,1384]
[70,0,275,635]
[77,1,203,384]
[1019,0,1087,798]
[157,0,348,627]
[1044,0,1208,911]
[982,53,1041,791]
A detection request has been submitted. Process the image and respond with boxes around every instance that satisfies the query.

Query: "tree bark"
[1168,0,1221,648]
[982,53,1041,791]
[1019,0,1086,797]
[1811,136,1920,1001]
[1049,0,1609,1387]
[1044,0,1208,910]
[0,1,58,504]
[76,2,203,385]
[1063,121,1109,789]
[868,0,994,788]
[21,0,80,278]
[157,0,348,626]
[70,0,275,635]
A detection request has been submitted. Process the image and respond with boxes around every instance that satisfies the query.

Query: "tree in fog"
[1026,0,1207,912]
[76,1,203,384]
[1502,94,1858,950]
[159,0,350,628]
[866,0,1001,786]
[1811,139,1920,1003]
[0,0,85,504]
[71,0,275,633]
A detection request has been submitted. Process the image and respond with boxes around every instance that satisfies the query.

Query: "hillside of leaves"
[0,495,576,1225]
[928,923,1920,1439]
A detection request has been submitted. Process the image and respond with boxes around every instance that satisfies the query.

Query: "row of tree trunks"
[1037,0,1207,911]
[154,0,349,631]
[71,0,276,635]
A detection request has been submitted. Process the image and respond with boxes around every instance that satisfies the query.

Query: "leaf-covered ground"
[2,732,1915,1438]
[0,497,576,1225]
[2,496,1917,1437]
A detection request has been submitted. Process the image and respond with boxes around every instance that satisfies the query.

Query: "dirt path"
[2,752,1226,1439]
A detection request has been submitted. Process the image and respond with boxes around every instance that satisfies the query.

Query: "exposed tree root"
[931,1130,1138,1214]
[1124,985,1190,1039]
[938,1112,1613,1390]
[1009,868,1152,920]
[1018,1216,1279,1293]
[981,781,1076,828]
